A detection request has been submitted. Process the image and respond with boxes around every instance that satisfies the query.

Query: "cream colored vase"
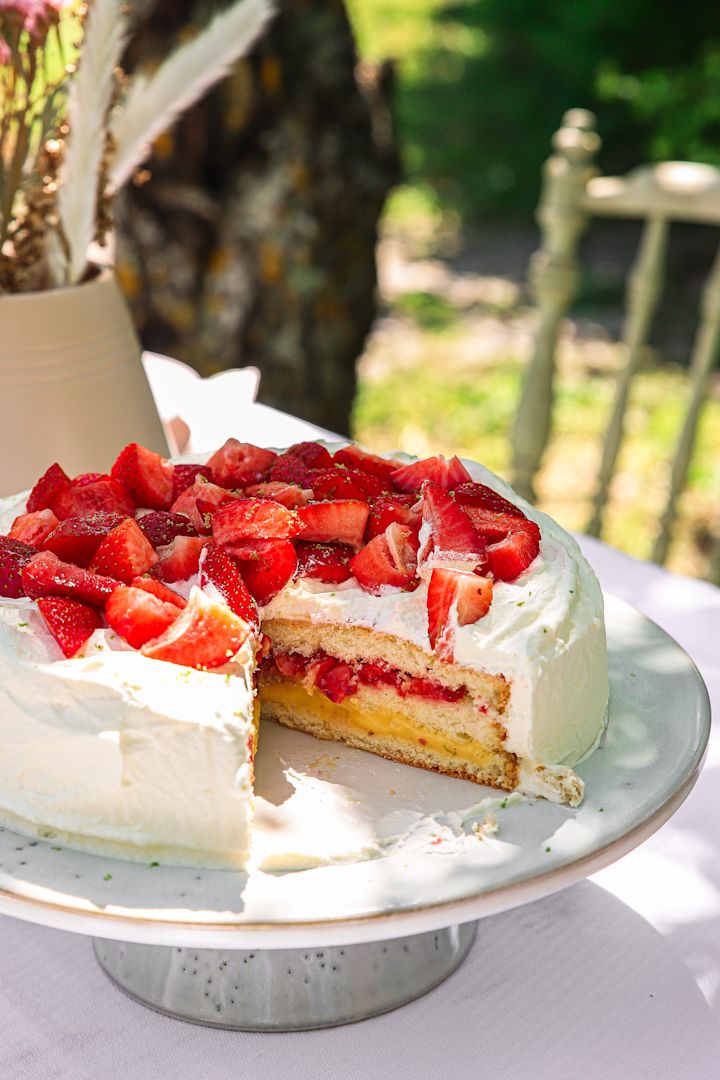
[0,269,169,496]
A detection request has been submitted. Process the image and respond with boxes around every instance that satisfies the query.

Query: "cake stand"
[0,596,709,1030]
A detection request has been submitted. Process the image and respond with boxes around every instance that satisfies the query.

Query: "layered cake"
[0,439,608,867]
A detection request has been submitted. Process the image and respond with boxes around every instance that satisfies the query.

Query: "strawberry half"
[90,518,158,584]
[420,483,486,572]
[141,586,252,669]
[366,496,421,541]
[296,500,369,548]
[37,597,103,658]
[212,498,302,545]
[130,576,186,608]
[26,463,71,513]
[268,455,316,487]
[43,511,128,567]
[72,471,110,488]
[295,541,354,584]
[391,454,472,493]
[0,536,37,598]
[22,550,119,607]
[426,567,493,659]
[453,481,526,519]
[9,509,59,548]
[484,522,541,582]
[245,481,311,508]
[333,444,399,481]
[171,463,212,502]
[106,585,181,650]
[206,439,277,488]
[199,544,260,629]
[111,443,174,510]
[52,478,136,520]
[226,538,297,605]
[311,468,392,500]
[281,441,333,469]
[350,523,419,593]
[138,511,198,548]
[151,535,207,583]
[170,478,240,533]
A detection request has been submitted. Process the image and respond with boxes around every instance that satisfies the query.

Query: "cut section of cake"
[0,438,608,868]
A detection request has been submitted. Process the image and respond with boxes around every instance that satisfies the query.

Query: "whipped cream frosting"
[263,458,609,783]
[0,450,607,865]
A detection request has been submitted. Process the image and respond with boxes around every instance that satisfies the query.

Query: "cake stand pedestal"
[94,923,477,1030]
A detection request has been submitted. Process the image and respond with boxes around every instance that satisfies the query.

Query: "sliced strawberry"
[52,478,136,520]
[171,463,212,501]
[206,439,277,488]
[295,541,354,584]
[198,544,260,629]
[138,511,198,548]
[267,455,316,486]
[273,651,308,678]
[311,468,392,500]
[42,511,128,567]
[350,523,419,594]
[170,478,240,533]
[212,498,302,545]
[9,509,59,547]
[453,481,526,519]
[90,518,158,584]
[484,522,541,582]
[111,443,174,510]
[105,585,181,650]
[22,551,119,607]
[227,538,297,605]
[426,567,493,658]
[391,454,472,493]
[0,536,37,598]
[37,597,103,658]
[282,442,333,469]
[150,535,207,583]
[26,463,71,513]
[245,481,311,508]
[312,658,358,703]
[130,575,186,608]
[73,472,110,488]
[296,500,369,548]
[333,444,399,480]
[366,496,421,541]
[462,506,523,544]
[420,483,486,571]
[141,586,252,668]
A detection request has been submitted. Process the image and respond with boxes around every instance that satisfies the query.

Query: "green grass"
[353,319,720,578]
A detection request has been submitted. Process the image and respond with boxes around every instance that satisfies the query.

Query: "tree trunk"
[116,0,398,435]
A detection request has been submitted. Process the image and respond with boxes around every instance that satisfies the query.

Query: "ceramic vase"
[0,269,169,496]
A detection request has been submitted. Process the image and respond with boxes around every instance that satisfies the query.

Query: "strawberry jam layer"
[263,650,466,706]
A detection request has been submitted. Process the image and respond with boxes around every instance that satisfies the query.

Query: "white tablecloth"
[2,404,719,1079]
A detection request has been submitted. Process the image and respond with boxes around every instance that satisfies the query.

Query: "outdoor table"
[1,397,718,1079]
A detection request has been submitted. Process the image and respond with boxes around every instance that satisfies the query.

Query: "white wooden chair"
[510,109,720,577]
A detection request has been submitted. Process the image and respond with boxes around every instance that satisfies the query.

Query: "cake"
[0,439,608,868]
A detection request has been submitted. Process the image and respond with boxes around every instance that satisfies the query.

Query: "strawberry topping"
[391,454,472,493]
[90,518,158,584]
[111,443,174,510]
[366,496,421,541]
[426,567,493,659]
[212,498,302,545]
[205,439,277,488]
[332,444,399,480]
[0,536,37,598]
[141,587,252,669]
[295,541,354,584]
[37,597,103,658]
[26,463,71,513]
[170,478,240,533]
[420,483,486,571]
[226,538,297,605]
[138,511,198,548]
[150,535,207,583]
[130,576,186,608]
[22,550,120,607]
[106,586,181,649]
[453,481,526,519]
[349,522,419,593]
[52,479,136,520]
[244,481,311,508]
[42,511,128,567]
[281,442,333,469]
[9,509,59,548]
[199,544,260,629]
[296,500,369,548]
[171,463,212,501]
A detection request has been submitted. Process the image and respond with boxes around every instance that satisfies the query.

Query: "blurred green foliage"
[348,0,720,221]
